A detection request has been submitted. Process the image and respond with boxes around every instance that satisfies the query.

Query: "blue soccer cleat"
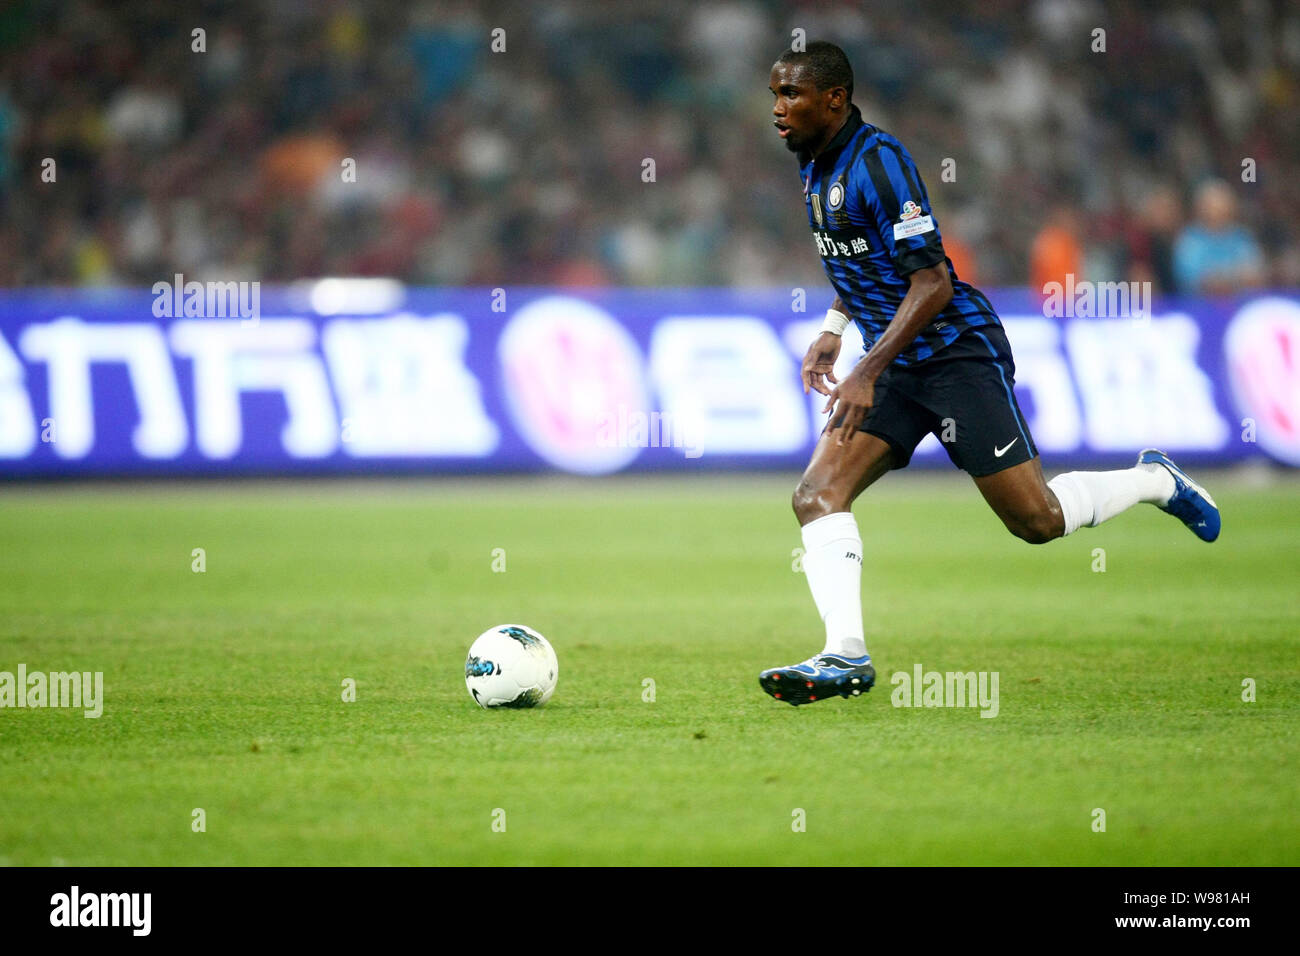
[1138,448,1220,542]
[759,653,876,706]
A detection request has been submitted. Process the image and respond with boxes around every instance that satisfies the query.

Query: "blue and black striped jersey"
[797,103,1001,366]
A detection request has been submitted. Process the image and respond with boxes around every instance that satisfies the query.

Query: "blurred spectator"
[1123,185,1181,293]
[1173,179,1265,294]
[940,210,980,286]
[1030,205,1083,292]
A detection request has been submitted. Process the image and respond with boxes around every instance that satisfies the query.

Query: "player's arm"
[823,264,952,443]
[800,295,851,396]
[858,265,952,379]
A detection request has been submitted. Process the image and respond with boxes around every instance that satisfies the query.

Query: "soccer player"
[760,42,1220,706]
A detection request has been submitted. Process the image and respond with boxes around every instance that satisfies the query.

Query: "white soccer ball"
[465,624,558,709]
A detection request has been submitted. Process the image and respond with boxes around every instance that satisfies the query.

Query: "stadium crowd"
[1,0,1297,293]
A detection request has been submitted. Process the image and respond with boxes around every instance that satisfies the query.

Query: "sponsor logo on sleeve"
[893,213,934,241]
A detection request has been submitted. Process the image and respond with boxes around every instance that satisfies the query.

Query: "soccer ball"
[465,624,558,709]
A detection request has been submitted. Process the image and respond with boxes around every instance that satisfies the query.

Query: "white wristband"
[820,308,850,336]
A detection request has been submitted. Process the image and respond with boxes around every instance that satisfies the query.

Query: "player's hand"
[823,368,876,445]
[801,332,842,396]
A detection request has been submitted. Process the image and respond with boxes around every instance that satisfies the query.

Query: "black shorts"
[859,325,1037,477]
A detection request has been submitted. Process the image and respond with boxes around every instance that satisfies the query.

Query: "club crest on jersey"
[827,181,845,210]
[810,192,824,227]
[900,200,922,221]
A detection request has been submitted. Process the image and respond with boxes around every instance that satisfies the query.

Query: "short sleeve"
[860,142,947,276]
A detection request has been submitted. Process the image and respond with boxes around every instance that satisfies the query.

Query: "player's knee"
[1006,505,1063,545]
[792,478,845,525]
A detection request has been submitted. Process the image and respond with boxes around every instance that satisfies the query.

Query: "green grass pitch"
[1,472,1296,866]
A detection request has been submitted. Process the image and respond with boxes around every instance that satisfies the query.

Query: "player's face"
[769,63,836,154]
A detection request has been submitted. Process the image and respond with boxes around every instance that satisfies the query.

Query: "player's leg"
[971,456,1064,543]
[760,374,935,706]
[792,428,896,526]
[976,452,1219,543]
[1042,451,1219,542]
[785,430,894,665]
[963,425,1212,545]
[937,326,1220,543]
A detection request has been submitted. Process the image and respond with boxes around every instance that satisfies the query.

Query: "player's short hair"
[776,41,854,102]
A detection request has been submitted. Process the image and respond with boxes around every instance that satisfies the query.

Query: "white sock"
[1048,465,1175,536]
[800,512,869,659]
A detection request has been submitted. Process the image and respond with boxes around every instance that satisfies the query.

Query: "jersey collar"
[798,103,864,167]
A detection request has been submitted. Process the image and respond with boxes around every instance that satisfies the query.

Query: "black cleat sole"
[759,663,876,706]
